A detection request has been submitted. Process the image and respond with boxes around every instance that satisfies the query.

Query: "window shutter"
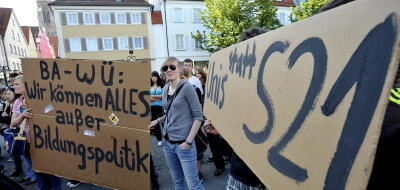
[113,37,118,50]
[172,35,177,50]
[169,8,173,22]
[126,13,131,24]
[184,35,190,50]
[185,9,191,23]
[97,38,103,50]
[64,39,70,52]
[81,38,87,51]
[78,12,83,25]
[128,37,133,49]
[61,12,67,25]
[111,13,115,24]
[95,13,100,24]
[143,37,148,49]
[141,13,146,24]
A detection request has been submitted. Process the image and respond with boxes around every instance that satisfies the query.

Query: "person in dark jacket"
[367,87,400,189]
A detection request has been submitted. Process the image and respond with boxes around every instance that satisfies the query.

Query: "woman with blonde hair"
[12,75,61,190]
[149,57,204,190]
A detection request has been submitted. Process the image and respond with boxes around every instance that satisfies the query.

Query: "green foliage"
[290,0,330,22]
[192,0,280,53]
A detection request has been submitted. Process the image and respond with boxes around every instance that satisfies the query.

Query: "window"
[194,39,202,50]
[173,8,184,23]
[24,49,27,57]
[17,47,21,55]
[116,13,126,24]
[103,37,113,50]
[17,34,21,42]
[13,46,17,54]
[100,13,111,24]
[118,37,129,50]
[278,12,286,25]
[69,38,82,52]
[9,44,13,54]
[133,36,143,49]
[193,8,201,23]
[12,19,15,26]
[83,13,95,25]
[86,37,97,51]
[67,12,78,25]
[131,13,141,24]
[12,31,15,40]
[175,34,184,50]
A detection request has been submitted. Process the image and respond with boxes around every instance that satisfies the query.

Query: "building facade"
[148,0,210,72]
[50,0,153,61]
[0,8,29,79]
[274,0,296,26]
[37,0,57,36]
[31,26,56,58]
[21,26,39,58]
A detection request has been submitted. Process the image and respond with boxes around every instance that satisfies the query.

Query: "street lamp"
[1,66,11,86]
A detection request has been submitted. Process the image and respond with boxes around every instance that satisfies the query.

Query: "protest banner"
[204,0,400,189]
[22,59,151,190]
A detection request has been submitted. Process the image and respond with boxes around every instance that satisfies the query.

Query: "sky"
[0,0,39,26]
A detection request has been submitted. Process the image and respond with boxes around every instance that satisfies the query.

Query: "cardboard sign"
[22,59,150,130]
[22,59,151,190]
[204,0,400,189]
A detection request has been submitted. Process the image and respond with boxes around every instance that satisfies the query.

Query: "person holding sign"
[10,76,38,186]
[11,75,62,190]
[149,57,204,190]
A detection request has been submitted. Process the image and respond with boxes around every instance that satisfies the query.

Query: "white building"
[274,0,296,26]
[148,0,210,72]
[0,8,29,84]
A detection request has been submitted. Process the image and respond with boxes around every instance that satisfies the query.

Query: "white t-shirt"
[188,76,203,95]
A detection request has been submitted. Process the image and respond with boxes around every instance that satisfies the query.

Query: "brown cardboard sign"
[30,116,150,190]
[203,0,400,189]
[21,59,151,189]
[22,59,150,130]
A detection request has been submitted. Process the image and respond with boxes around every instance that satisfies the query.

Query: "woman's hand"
[204,120,219,135]
[180,142,191,150]
[21,109,33,119]
[148,120,159,130]
[2,111,8,117]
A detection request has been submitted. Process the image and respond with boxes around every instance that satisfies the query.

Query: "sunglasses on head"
[162,64,177,72]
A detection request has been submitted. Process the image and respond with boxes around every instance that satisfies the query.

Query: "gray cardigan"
[162,80,203,141]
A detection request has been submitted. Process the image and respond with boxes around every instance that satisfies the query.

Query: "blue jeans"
[21,155,36,180]
[36,173,62,190]
[163,141,204,190]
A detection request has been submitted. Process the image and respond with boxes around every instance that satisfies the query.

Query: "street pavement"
[0,136,229,190]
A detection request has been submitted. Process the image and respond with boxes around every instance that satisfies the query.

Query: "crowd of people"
[147,30,270,190]
[0,73,79,189]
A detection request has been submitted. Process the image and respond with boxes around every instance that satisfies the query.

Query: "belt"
[164,135,185,144]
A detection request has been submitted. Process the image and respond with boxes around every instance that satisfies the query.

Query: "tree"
[290,0,330,22]
[192,0,280,53]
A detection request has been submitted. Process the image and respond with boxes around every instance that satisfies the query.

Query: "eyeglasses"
[161,64,177,72]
